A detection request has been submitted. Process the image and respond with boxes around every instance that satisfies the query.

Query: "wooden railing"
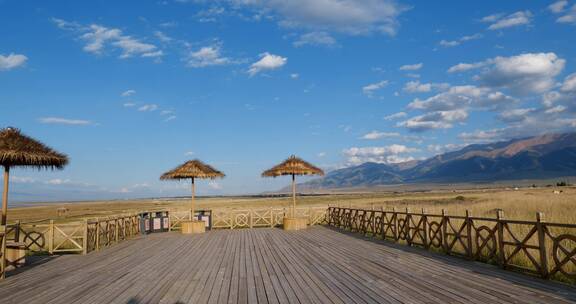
[3,214,140,253]
[0,225,6,279]
[327,207,576,283]
[169,207,328,231]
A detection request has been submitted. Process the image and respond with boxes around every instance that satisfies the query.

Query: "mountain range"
[302,132,576,189]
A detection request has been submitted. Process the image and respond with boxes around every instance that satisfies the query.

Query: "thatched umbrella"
[262,155,324,217]
[160,160,225,219]
[0,127,68,225]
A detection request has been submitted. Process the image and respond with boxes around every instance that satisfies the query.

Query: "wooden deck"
[0,226,575,304]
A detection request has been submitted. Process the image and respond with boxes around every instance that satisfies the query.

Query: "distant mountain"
[302,132,576,189]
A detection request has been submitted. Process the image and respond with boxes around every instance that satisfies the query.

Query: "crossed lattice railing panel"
[327,207,576,283]
[181,207,327,230]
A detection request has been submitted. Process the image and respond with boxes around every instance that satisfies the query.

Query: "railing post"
[466,210,473,259]
[95,220,100,251]
[496,210,505,269]
[249,210,253,229]
[115,218,119,243]
[536,212,549,279]
[405,208,411,245]
[393,207,398,242]
[14,220,20,242]
[49,220,54,254]
[441,209,448,253]
[82,219,88,255]
[422,209,429,249]
[270,208,274,228]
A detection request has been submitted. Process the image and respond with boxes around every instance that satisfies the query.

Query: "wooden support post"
[466,210,473,259]
[393,207,398,241]
[1,225,6,279]
[14,220,20,242]
[95,220,100,251]
[115,218,119,243]
[1,167,9,226]
[536,212,549,279]
[270,208,274,228]
[82,219,88,255]
[49,220,54,254]
[496,210,505,269]
[405,208,411,245]
[422,209,429,249]
[249,210,253,229]
[441,209,448,253]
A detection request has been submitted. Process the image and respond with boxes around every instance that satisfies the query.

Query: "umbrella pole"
[1,166,9,226]
[291,174,296,218]
[191,177,195,221]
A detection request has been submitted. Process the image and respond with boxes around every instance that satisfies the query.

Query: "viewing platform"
[0,226,575,304]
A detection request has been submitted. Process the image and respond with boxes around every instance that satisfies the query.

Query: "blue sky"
[1,0,576,202]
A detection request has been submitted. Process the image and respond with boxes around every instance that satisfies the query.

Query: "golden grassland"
[8,186,576,224]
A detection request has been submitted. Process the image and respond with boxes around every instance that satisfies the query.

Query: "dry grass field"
[7,186,576,224]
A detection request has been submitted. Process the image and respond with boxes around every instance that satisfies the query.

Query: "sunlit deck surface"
[1,226,575,304]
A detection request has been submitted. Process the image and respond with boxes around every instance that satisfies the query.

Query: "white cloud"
[184,151,195,156]
[360,131,400,140]
[187,46,232,68]
[164,115,177,121]
[248,52,287,76]
[0,53,28,71]
[399,63,423,71]
[317,152,327,157]
[407,85,514,112]
[154,31,173,43]
[384,112,407,120]
[557,4,576,24]
[343,144,419,165]
[138,104,158,111]
[497,108,535,123]
[477,53,565,94]
[448,53,565,95]
[45,179,72,185]
[481,13,504,23]
[549,1,568,13]
[208,181,222,190]
[447,62,486,73]
[53,20,162,60]
[362,80,388,96]
[293,31,337,47]
[439,33,482,48]
[427,143,466,154]
[484,11,532,30]
[123,102,136,107]
[290,73,299,79]
[39,117,94,125]
[398,110,468,132]
[545,105,566,114]
[403,81,449,93]
[236,0,408,36]
[11,176,37,184]
[560,72,576,93]
[121,89,136,97]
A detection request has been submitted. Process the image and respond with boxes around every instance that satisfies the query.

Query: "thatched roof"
[160,159,225,180]
[262,155,324,177]
[0,127,69,169]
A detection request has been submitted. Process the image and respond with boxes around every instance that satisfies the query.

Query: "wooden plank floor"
[1,226,575,304]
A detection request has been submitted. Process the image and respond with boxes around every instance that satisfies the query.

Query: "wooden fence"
[0,214,141,279]
[327,207,576,283]
[168,207,328,231]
